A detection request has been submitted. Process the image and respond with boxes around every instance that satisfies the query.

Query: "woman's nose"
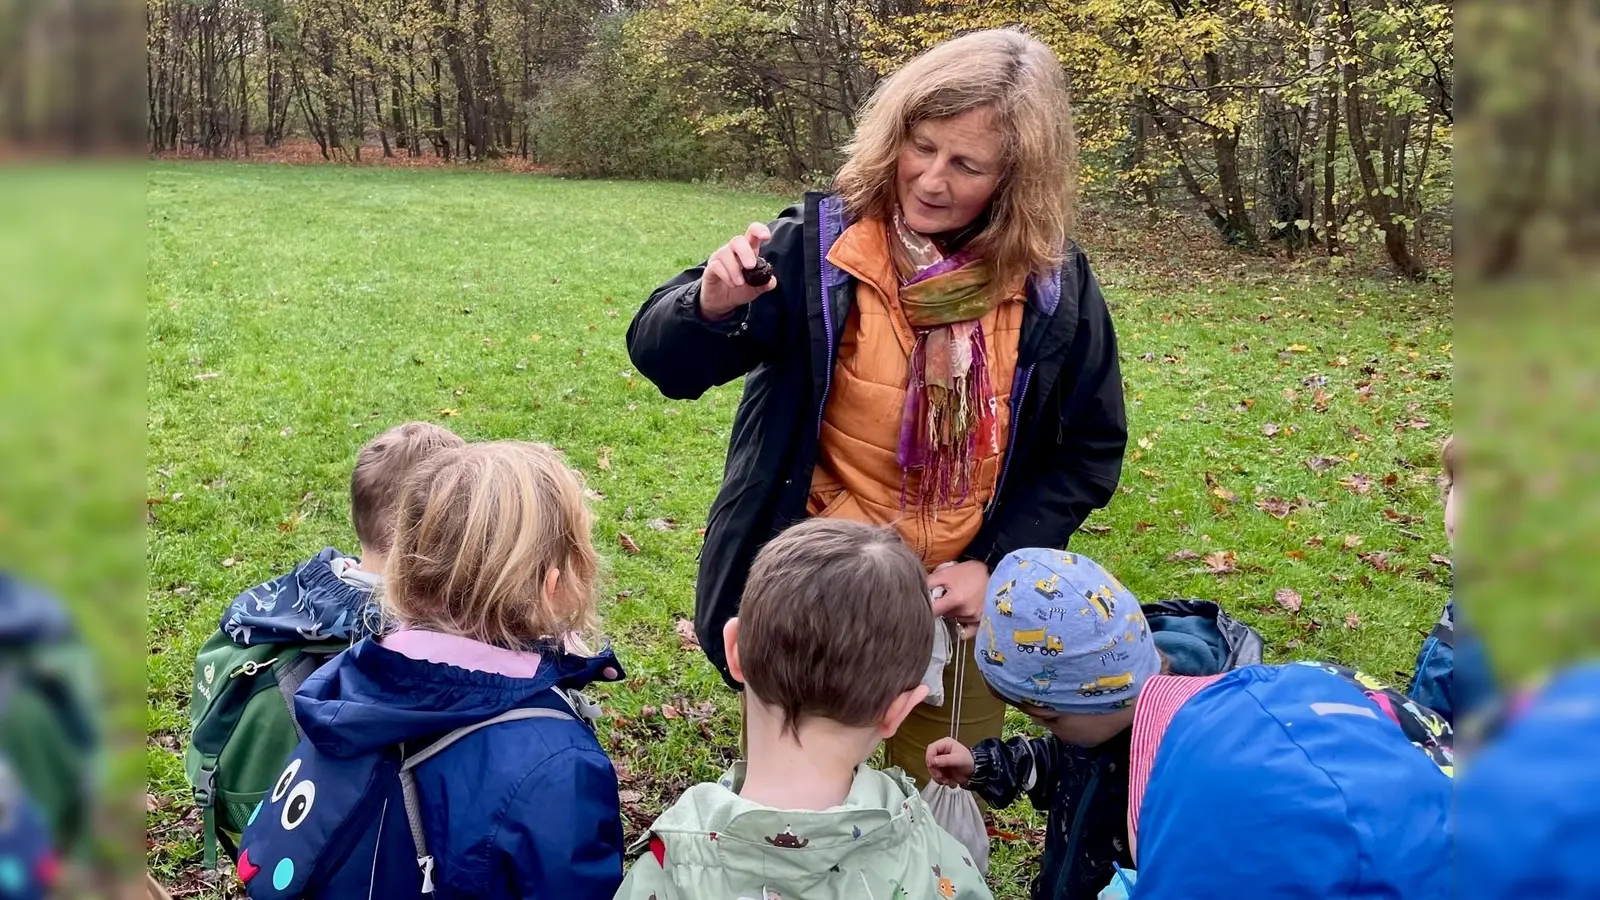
[918,162,948,195]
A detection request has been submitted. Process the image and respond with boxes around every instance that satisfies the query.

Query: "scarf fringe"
[899,326,996,512]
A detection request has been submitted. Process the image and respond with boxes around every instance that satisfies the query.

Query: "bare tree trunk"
[1337,0,1423,278]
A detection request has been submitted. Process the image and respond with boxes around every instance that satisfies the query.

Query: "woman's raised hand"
[930,560,990,639]
[698,222,778,320]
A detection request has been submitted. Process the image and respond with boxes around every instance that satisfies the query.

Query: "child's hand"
[926,737,976,787]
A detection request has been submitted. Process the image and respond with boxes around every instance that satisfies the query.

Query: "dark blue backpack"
[238,690,595,898]
[0,758,56,899]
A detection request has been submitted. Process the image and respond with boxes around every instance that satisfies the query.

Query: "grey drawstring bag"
[920,633,990,875]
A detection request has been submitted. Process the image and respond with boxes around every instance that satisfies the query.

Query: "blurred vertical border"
[0,0,146,893]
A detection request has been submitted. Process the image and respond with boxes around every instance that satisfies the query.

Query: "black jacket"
[627,193,1127,686]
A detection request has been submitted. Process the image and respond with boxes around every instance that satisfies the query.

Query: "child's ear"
[543,567,562,606]
[878,684,930,738]
[723,618,746,686]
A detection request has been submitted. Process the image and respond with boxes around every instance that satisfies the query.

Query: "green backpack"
[0,573,99,855]
[183,548,379,866]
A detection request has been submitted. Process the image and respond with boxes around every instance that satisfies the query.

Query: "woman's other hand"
[698,222,779,320]
[929,559,989,638]
[926,737,976,786]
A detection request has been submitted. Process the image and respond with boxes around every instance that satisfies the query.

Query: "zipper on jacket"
[1052,761,1102,899]
[814,200,840,439]
[988,362,1035,519]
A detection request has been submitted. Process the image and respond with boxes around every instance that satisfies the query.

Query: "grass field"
[147,162,1452,896]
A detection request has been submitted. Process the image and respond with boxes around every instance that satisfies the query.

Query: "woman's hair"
[834,27,1078,294]
[1440,435,1457,494]
[382,441,600,650]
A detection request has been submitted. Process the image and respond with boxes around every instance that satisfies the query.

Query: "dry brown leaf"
[661,704,682,720]
[1343,534,1365,550]
[1274,588,1303,612]
[646,518,677,532]
[1262,422,1282,438]
[674,619,701,650]
[1256,497,1295,518]
[221,557,236,568]
[597,449,612,472]
[1312,387,1332,412]
[1202,550,1238,574]
[1167,549,1201,562]
[1358,551,1397,572]
[618,533,641,554]
[1306,455,1345,473]
[1383,508,1422,525]
[1082,523,1113,535]
[618,790,643,804]
[1344,612,1361,629]
[438,408,459,417]
[1304,536,1326,548]
[1382,472,1400,488]
[1285,549,1307,560]
[1430,553,1452,566]
[1134,521,1154,533]
[1341,473,1374,495]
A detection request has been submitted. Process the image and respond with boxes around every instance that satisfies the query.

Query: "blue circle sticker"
[273,857,295,891]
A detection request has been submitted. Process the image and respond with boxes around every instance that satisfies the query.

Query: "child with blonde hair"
[236,441,626,900]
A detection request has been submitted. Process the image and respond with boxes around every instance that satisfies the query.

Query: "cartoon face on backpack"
[238,746,397,897]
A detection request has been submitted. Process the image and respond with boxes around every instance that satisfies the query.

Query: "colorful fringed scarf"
[890,211,1001,510]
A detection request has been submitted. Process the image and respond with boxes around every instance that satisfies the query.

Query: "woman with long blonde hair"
[628,28,1127,782]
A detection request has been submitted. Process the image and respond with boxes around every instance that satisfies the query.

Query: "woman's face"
[895,107,1005,235]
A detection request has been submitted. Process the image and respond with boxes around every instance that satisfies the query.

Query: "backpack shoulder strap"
[397,705,576,894]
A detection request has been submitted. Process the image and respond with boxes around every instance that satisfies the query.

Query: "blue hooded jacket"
[1456,663,1600,899]
[1134,664,1451,899]
[237,638,626,900]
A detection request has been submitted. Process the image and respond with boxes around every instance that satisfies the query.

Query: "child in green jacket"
[617,518,992,900]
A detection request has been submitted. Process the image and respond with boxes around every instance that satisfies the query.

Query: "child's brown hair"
[382,441,599,650]
[737,518,934,737]
[350,421,466,553]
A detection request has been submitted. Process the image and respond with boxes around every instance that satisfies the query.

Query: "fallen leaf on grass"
[1204,472,1238,503]
[618,533,641,554]
[194,372,221,381]
[1358,551,1398,573]
[1134,521,1154,533]
[1287,344,1310,353]
[438,408,459,417]
[1261,422,1282,438]
[1382,472,1400,488]
[1344,612,1361,629]
[674,619,700,650]
[1167,549,1201,562]
[1285,549,1307,560]
[1274,588,1303,612]
[1341,473,1374,494]
[597,449,612,471]
[583,488,606,502]
[1343,534,1365,549]
[1430,553,1452,566]
[221,557,236,568]
[1383,508,1422,525]
[647,518,677,532]
[618,790,643,804]
[661,704,681,720]
[1306,455,1345,472]
[1305,536,1326,548]
[1312,387,1332,412]
[1201,551,1238,574]
[1256,497,1295,518]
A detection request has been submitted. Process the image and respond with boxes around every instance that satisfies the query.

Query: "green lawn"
[146,162,1452,896]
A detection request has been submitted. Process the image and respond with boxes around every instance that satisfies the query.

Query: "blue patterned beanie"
[976,548,1161,713]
